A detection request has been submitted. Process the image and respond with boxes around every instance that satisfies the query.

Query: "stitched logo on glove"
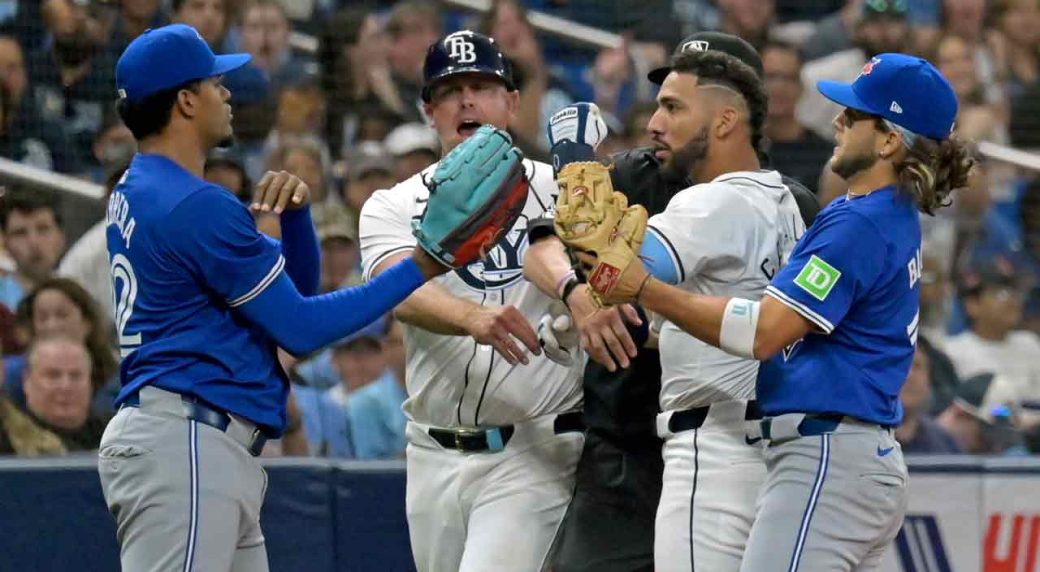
[589,263,621,295]
[794,255,841,301]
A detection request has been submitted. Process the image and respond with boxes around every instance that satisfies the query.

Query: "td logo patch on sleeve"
[794,255,841,301]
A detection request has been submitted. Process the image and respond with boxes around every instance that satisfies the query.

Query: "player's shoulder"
[525,158,556,191]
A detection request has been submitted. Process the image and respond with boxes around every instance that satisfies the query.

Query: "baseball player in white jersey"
[641,48,806,572]
[359,31,584,572]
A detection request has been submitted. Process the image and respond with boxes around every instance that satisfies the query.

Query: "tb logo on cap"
[446,34,476,64]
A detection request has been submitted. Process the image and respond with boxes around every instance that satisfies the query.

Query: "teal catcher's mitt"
[413,125,530,268]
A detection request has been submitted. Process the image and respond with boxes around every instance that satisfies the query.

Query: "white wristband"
[719,298,760,360]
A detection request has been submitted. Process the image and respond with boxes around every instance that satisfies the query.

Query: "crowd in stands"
[0,0,1038,459]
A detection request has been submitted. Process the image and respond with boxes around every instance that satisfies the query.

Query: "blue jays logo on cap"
[817,53,958,141]
[116,24,251,103]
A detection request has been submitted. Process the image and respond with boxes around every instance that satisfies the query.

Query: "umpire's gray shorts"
[98,386,270,572]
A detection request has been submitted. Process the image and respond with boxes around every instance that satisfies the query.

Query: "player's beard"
[830,146,878,180]
[215,135,235,149]
[663,126,709,180]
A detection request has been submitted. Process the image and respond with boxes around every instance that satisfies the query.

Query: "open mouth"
[457,120,482,137]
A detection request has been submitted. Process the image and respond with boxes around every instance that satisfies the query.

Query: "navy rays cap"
[116,24,251,103]
[817,53,958,141]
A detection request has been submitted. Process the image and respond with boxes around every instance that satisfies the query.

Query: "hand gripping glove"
[538,301,580,366]
[553,161,649,306]
[412,125,530,268]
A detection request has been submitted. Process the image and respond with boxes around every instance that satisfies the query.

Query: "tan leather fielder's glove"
[552,162,650,306]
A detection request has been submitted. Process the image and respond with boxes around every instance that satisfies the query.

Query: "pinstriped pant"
[740,424,908,572]
[98,406,269,572]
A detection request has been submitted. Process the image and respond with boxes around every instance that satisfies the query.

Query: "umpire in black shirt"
[526,32,819,572]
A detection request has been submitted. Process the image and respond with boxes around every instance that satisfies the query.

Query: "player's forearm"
[639,278,728,349]
[238,257,426,356]
[522,237,573,299]
[370,254,478,336]
[278,206,321,296]
[392,282,482,336]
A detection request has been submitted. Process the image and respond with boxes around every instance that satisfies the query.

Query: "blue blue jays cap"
[116,24,251,103]
[817,53,958,141]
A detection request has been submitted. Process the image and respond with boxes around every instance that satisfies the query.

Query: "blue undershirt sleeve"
[278,206,321,296]
[236,257,425,356]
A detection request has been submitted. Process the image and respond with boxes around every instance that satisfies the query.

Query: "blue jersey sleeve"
[167,186,286,306]
[765,209,887,334]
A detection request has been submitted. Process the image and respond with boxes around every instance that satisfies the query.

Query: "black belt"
[759,413,845,440]
[124,391,269,457]
[428,411,585,453]
[667,400,762,433]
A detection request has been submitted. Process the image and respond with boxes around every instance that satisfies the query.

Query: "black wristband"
[561,275,582,306]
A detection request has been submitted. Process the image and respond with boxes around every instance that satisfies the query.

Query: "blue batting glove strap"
[550,140,597,175]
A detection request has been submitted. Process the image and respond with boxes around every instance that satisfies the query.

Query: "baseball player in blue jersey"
[96,24,521,572]
[568,54,974,570]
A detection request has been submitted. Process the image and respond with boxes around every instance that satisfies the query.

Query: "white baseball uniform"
[644,170,805,572]
[360,158,585,572]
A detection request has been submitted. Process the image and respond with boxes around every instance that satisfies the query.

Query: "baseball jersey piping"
[764,286,835,334]
[713,174,787,190]
[472,289,505,425]
[456,290,489,426]
[227,255,285,307]
[788,434,831,571]
[362,246,413,283]
[689,430,699,571]
[183,420,200,572]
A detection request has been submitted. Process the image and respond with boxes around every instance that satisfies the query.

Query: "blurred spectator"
[989,0,1040,100]
[621,100,656,149]
[171,0,231,52]
[761,40,833,195]
[265,136,328,203]
[314,205,361,291]
[224,62,275,181]
[32,0,117,172]
[340,142,395,235]
[0,334,106,455]
[238,0,310,97]
[564,0,681,47]
[263,79,329,173]
[936,373,1029,454]
[936,0,1004,105]
[896,347,962,453]
[383,122,439,182]
[483,0,574,150]
[385,1,442,121]
[797,0,910,139]
[0,31,82,173]
[8,278,120,411]
[0,189,65,311]
[716,0,775,50]
[1021,180,1040,333]
[107,0,166,56]
[800,0,861,62]
[932,32,1007,142]
[296,328,405,459]
[58,163,129,322]
[204,149,252,204]
[942,263,1040,409]
[90,107,136,184]
[318,6,405,156]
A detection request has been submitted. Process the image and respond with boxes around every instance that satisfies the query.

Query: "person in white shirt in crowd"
[383,122,439,182]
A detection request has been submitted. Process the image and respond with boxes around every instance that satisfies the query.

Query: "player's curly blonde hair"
[894,134,975,215]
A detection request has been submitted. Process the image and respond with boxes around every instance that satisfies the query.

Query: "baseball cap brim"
[212,53,252,78]
[817,80,876,115]
[648,66,670,85]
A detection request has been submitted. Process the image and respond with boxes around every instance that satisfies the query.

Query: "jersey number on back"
[111,253,142,357]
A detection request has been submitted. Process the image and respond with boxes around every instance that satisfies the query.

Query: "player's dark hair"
[20,277,119,396]
[669,49,768,155]
[116,80,200,141]
[894,134,975,215]
[0,186,61,232]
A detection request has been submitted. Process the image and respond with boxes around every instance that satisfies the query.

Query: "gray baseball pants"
[97,386,270,572]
